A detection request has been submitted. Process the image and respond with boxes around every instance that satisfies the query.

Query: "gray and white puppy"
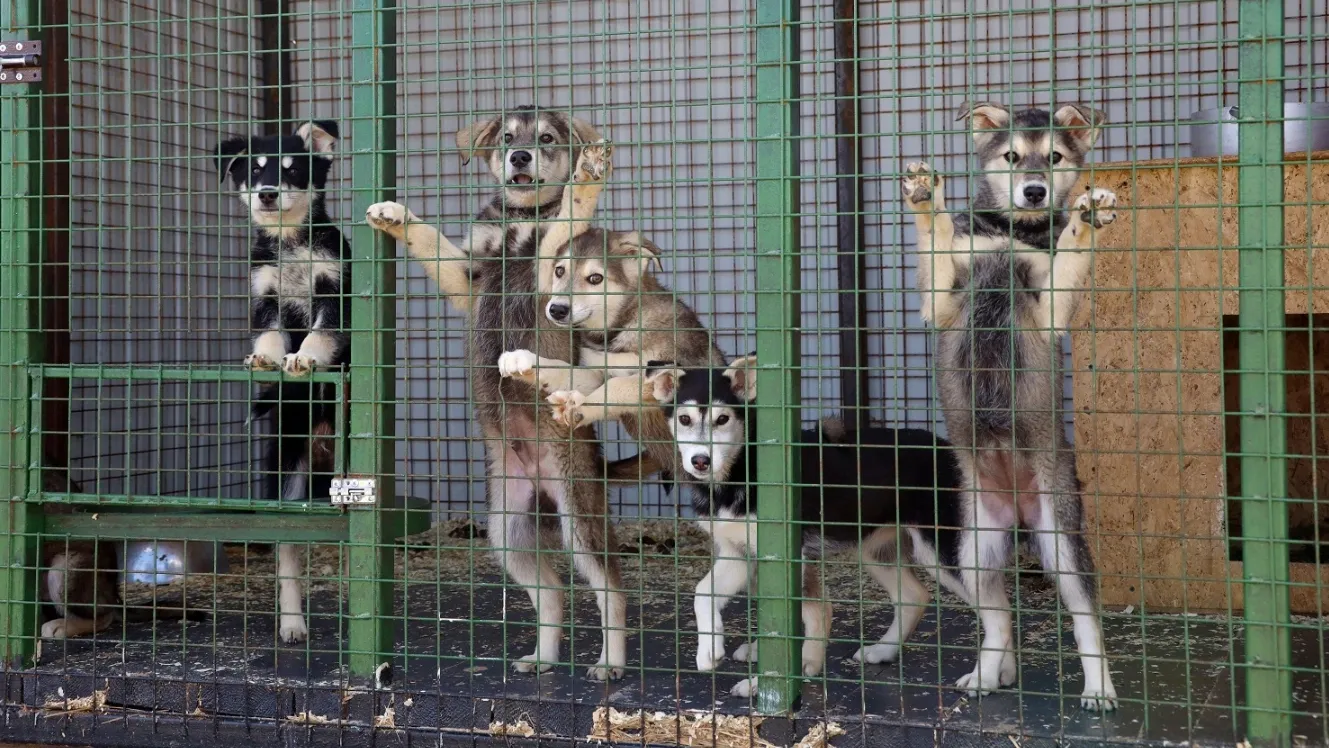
[902,102,1121,711]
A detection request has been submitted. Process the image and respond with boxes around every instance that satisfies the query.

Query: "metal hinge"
[330,476,377,506]
[0,41,41,85]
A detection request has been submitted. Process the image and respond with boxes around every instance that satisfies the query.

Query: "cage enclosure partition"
[2,0,1327,745]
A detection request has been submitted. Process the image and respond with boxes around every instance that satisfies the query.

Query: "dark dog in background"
[216,120,349,644]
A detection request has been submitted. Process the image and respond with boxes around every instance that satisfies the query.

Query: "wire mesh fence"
[1,0,1326,746]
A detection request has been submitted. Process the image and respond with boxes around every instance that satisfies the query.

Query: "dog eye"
[251,165,262,174]
[554,266,565,278]
[1050,152,1064,164]
[540,134,554,144]
[1003,151,1019,164]
[678,415,692,426]
[503,133,513,144]
[715,414,729,426]
[587,273,604,285]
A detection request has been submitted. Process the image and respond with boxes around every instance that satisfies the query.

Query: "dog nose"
[1022,184,1047,205]
[547,302,570,322]
[257,189,279,206]
[691,454,711,472]
[510,150,532,168]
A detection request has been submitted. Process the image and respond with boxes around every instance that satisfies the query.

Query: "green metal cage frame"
[0,0,1305,743]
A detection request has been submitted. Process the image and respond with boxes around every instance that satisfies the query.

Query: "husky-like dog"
[494,171,728,490]
[364,109,643,680]
[645,359,967,697]
[216,120,349,643]
[902,102,1120,709]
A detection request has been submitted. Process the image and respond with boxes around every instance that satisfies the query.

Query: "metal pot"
[1189,102,1329,158]
[123,540,229,585]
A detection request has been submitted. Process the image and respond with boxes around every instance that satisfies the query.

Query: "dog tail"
[958,258,1028,434]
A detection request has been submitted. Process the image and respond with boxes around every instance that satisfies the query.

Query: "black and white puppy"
[215,120,349,644]
[646,358,967,698]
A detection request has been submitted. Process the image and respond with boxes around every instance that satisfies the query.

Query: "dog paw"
[574,139,613,183]
[697,635,726,672]
[244,353,279,371]
[497,349,538,379]
[279,614,309,644]
[852,642,900,664]
[1080,684,1119,711]
[902,162,940,208]
[732,640,755,663]
[729,677,758,699]
[955,665,1004,697]
[281,353,316,377]
[513,652,554,675]
[365,201,415,236]
[586,654,625,682]
[41,618,69,640]
[547,390,586,428]
[1073,187,1118,229]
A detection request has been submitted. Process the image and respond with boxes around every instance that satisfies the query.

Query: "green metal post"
[753,0,802,714]
[0,0,45,665]
[346,0,397,677]
[1236,0,1292,743]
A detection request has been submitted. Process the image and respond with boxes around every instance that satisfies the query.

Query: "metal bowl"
[123,540,229,586]
[1189,103,1329,158]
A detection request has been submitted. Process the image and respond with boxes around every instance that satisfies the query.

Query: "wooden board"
[1071,151,1329,613]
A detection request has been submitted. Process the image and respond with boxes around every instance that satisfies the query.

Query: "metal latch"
[330,476,377,506]
[0,41,41,85]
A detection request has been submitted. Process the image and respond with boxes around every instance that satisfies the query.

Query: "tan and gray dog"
[902,102,1120,710]
[496,171,728,491]
[365,108,638,680]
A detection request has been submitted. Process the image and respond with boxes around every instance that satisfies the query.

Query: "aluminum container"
[1189,103,1329,158]
[123,540,229,585]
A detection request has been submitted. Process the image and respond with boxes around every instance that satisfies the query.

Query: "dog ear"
[644,363,686,404]
[455,116,502,166]
[570,116,604,146]
[1053,104,1107,149]
[215,136,249,183]
[616,231,665,277]
[296,121,339,157]
[956,101,1010,137]
[722,355,758,402]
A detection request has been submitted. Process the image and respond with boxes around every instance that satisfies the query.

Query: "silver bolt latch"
[0,41,42,85]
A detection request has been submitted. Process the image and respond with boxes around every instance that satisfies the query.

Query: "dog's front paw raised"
[244,353,280,371]
[902,162,941,209]
[547,390,586,428]
[574,139,613,183]
[365,201,415,238]
[281,353,316,377]
[497,349,540,385]
[1073,187,1118,229]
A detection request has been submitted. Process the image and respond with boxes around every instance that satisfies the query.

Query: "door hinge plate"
[0,41,41,85]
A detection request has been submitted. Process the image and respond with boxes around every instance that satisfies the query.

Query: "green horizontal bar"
[38,492,345,514]
[45,512,350,544]
[37,365,345,385]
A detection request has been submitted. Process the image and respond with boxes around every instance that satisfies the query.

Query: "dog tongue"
[512,175,533,185]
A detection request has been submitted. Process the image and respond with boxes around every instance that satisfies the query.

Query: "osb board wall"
[1071,151,1329,613]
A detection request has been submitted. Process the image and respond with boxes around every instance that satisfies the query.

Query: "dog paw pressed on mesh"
[546,390,586,428]
[497,349,540,385]
[281,353,316,377]
[365,201,416,237]
[244,353,279,371]
[1072,187,1118,229]
[901,161,942,209]
[574,139,613,183]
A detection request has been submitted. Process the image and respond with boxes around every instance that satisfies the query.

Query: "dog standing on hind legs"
[364,109,639,679]
[216,119,349,644]
[902,101,1120,710]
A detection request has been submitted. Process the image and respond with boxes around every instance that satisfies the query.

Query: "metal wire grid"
[0,0,1324,745]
